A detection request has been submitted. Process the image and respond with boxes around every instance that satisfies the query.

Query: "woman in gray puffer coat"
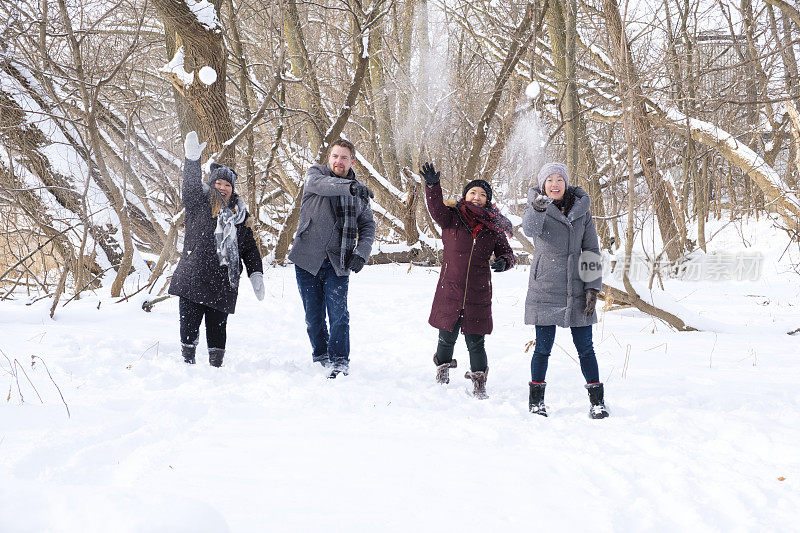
[523,162,608,419]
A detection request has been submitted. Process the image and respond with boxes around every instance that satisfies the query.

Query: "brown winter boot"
[433,355,457,384]
[464,367,488,399]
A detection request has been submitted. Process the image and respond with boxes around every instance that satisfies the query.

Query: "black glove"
[420,162,440,186]
[531,194,553,212]
[347,254,366,273]
[350,181,374,199]
[584,288,598,316]
[491,257,508,273]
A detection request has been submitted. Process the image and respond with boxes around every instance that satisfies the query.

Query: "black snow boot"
[585,382,609,419]
[181,343,196,365]
[327,363,349,379]
[209,347,225,368]
[464,368,488,399]
[433,355,457,384]
[528,381,547,416]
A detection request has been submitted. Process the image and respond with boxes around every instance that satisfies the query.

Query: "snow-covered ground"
[2,220,800,532]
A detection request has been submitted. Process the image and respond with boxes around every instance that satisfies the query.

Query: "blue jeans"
[295,259,350,369]
[531,325,599,383]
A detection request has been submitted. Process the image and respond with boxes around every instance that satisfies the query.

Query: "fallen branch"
[142,294,172,312]
[600,278,698,332]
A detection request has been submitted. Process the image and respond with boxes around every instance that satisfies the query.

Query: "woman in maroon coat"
[420,162,516,399]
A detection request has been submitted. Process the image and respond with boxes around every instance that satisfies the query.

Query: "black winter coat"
[168,158,263,314]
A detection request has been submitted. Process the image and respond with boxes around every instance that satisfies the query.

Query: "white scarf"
[214,195,248,288]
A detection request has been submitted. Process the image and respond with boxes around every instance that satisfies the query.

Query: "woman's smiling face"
[544,173,565,200]
[465,187,487,208]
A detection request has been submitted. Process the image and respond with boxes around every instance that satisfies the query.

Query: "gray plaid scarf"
[215,195,248,288]
[336,192,360,269]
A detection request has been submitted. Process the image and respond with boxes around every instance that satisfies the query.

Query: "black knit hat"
[462,179,492,203]
[208,162,238,190]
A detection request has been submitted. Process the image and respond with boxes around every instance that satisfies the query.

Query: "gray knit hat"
[208,162,238,190]
[537,162,569,190]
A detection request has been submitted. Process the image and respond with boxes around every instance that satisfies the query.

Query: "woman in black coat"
[168,132,264,367]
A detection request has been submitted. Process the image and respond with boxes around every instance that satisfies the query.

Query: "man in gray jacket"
[288,139,376,378]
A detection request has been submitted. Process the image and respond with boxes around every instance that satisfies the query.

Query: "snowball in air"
[525,81,541,100]
[199,66,217,85]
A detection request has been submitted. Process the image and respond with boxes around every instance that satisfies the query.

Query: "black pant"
[435,316,487,372]
[179,298,228,350]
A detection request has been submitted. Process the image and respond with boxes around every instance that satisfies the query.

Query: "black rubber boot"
[433,355,457,384]
[529,381,547,416]
[181,343,196,365]
[586,382,609,419]
[464,368,488,399]
[327,363,349,379]
[209,347,225,368]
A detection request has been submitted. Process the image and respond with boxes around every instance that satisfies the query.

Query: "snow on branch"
[160,46,194,87]
[185,0,222,33]
[603,277,731,333]
[663,108,800,232]
[355,152,404,200]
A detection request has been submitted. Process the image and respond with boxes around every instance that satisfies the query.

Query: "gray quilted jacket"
[522,186,602,327]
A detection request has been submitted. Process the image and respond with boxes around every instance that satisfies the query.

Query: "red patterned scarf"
[456,200,514,238]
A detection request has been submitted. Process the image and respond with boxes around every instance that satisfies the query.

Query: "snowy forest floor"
[2,220,800,532]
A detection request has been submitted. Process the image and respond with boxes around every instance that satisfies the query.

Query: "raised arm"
[181,132,207,209]
[522,187,547,238]
[425,182,457,229]
[304,164,354,197]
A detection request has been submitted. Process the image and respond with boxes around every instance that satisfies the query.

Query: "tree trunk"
[601,0,683,261]
[57,0,135,297]
[153,0,234,164]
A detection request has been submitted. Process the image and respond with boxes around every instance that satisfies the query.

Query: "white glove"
[184,131,207,161]
[250,271,265,301]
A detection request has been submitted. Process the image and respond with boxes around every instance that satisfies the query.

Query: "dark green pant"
[435,316,487,372]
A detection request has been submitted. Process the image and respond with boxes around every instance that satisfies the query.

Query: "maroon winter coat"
[426,183,516,335]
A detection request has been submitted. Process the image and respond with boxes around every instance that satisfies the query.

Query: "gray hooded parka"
[522,186,602,327]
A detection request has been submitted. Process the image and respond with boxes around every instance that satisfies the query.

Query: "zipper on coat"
[461,237,476,310]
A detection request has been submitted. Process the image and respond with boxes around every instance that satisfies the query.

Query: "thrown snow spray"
[499,81,548,202]
[399,2,452,163]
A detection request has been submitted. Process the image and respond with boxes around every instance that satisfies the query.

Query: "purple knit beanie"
[537,162,569,190]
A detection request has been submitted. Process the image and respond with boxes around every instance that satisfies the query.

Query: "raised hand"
[420,162,441,186]
[184,131,207,161]
[531,194,553,212]
[350,181,374,200]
